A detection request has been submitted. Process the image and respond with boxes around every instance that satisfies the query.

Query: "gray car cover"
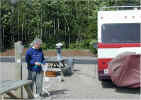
[108,52,140,88]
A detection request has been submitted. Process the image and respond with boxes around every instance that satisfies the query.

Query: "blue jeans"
[28,70,43,94]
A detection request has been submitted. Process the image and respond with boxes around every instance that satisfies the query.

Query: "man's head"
[33,38,42,49]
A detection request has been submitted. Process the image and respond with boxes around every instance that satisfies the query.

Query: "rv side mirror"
[93,43,98,48]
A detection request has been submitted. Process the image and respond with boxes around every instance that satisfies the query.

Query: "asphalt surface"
[42,64,140,100]
[0,56,97,64]
[0,58,140,100]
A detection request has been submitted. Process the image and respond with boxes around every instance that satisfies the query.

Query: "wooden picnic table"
[0,80,33,99]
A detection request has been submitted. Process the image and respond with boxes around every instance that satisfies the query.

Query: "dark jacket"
[25,47,45,71]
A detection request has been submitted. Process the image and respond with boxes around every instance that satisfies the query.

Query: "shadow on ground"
[101,80,140,94]
[101,80,116,88]
[116,87,140,94]
[49,89,69,96]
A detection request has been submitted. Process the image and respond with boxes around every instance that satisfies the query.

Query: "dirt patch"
[0,48,95,57]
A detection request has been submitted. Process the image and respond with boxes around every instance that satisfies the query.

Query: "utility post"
[14,41,24,97]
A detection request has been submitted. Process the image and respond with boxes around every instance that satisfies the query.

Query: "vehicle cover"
[108,52,140,88]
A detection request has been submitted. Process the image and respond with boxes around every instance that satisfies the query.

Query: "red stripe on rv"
[98,43,141,48]
[98,58,112,71]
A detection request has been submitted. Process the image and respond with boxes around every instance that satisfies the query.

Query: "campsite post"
[15,41,24,97]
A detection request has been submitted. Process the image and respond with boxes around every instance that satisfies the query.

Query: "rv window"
[101,23,140,43]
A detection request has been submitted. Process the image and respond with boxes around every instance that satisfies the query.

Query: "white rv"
[97,7,141,80]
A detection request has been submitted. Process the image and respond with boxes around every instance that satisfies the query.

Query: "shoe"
[40,92,49,97]
[34,94,41,98]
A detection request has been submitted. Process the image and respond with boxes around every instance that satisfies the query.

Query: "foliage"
[41,42,47,50]
[0,0,140,54]
[89,39,97,54]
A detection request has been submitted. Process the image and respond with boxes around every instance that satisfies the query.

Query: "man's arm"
[25,50,34,66]
[41,49,46,64]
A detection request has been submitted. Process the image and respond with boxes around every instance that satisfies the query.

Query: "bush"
[89,39,97,54]
[82,39,91,49]
[69,42,80,49]
[41,42,47,49]
[46,42,56,49]
[69,39,91,49]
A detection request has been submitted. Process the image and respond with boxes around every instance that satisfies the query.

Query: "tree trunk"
[54,20,56,35]
[0,26,3,51]
[58,18,59,32]
[0,4,3,51]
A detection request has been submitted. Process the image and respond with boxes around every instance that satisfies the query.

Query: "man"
[25,38,45,98]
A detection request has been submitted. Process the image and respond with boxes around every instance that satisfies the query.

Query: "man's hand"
[35,62,41,66]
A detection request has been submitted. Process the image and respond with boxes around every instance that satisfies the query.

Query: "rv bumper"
[98,70,110,80]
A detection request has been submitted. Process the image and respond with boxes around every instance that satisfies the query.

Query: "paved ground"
[0,56,97,64]
[42,64,140,100]
[0,62,140,100]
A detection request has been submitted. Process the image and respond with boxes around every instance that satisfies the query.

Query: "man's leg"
[36,71,43,95]
[28,70,36,92]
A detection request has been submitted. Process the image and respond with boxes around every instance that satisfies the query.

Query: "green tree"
[1,0,140,50]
